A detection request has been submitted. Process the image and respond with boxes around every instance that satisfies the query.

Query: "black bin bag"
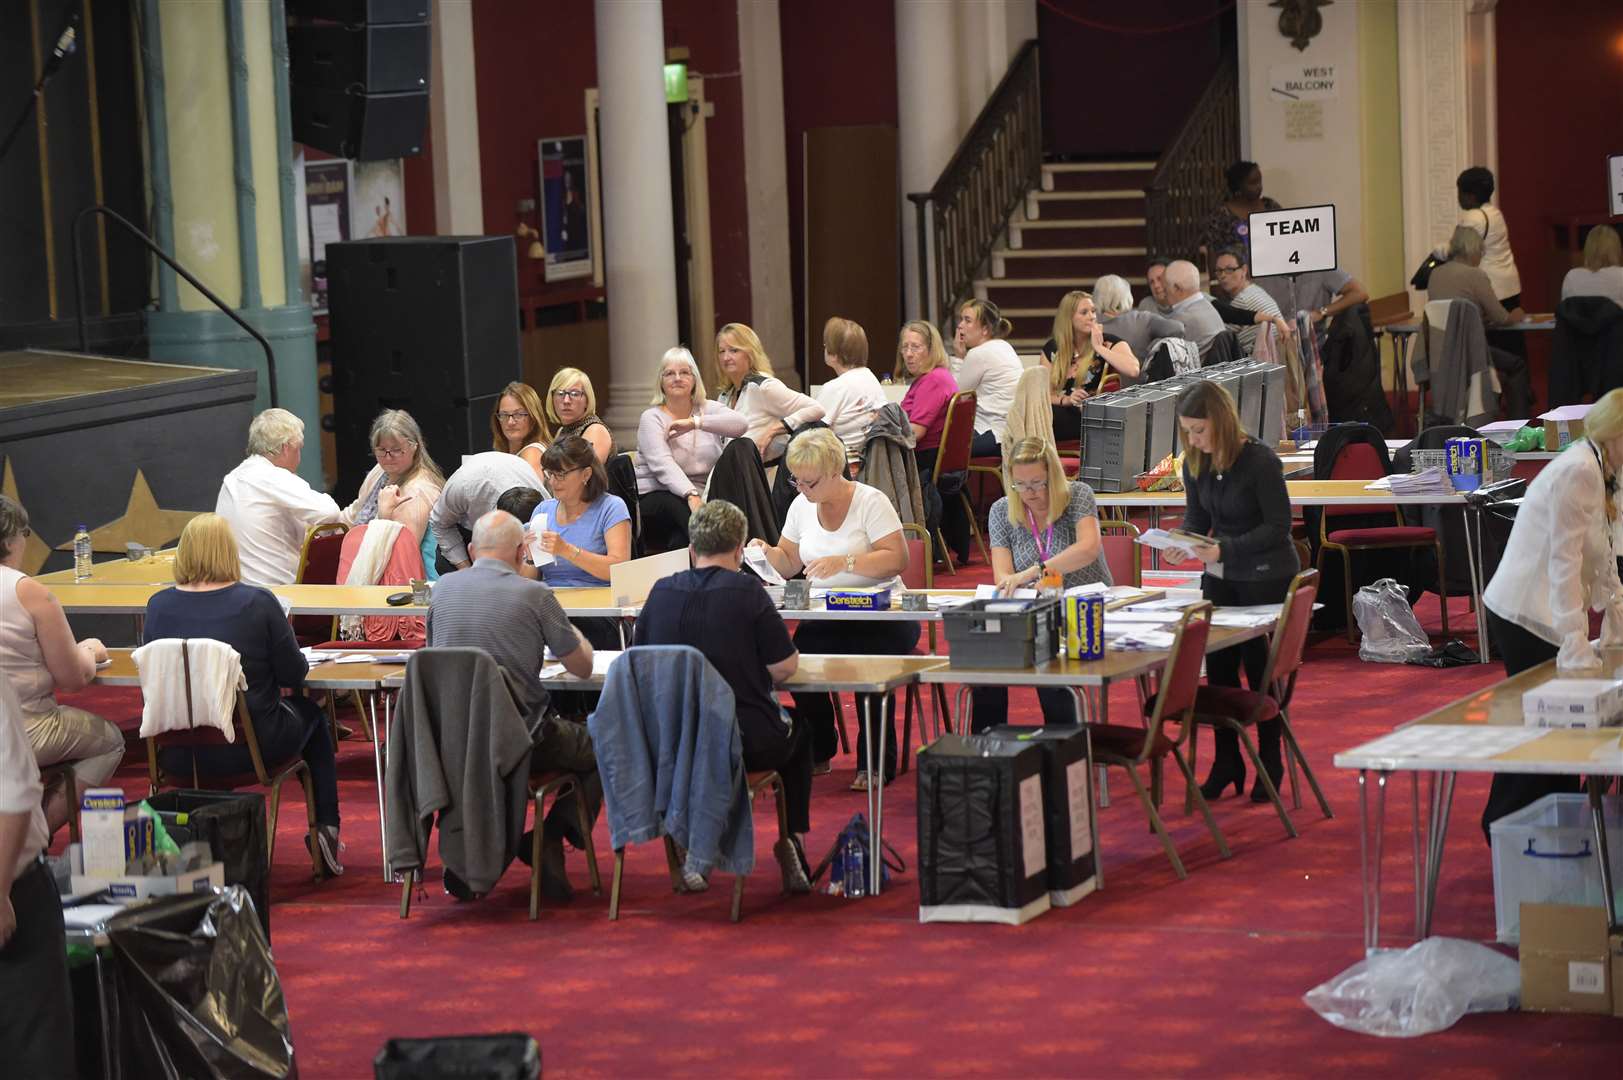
[106,885,296,1079]
[145,790,271,938]
[983,724,1098,906]
[375,1034,541,1079]
[916,734,1050,925]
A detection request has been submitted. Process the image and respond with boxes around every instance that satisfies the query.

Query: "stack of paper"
[1366,467,1453,495]
[1107,629,1177,651]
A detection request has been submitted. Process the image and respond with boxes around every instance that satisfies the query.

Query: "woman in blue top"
[527,438,631,714]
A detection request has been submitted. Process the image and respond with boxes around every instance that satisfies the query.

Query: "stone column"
[141,0,321,484]
[430,0,484,234]
[736,0,797,385]
[897,0,964,322]
[594,0,680,439]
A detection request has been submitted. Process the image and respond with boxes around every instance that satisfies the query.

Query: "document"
[743,545,785,585]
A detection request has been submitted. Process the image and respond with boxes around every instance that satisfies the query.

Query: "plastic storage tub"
[940,597,1061,669]
[1487,792,1623,943]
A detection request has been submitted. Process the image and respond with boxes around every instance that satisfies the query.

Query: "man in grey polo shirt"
[428,510,596,898]
[1164,259,1227,357]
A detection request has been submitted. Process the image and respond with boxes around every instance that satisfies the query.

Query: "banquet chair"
[292,522,348,646]
[1098,518,1142,588]
[931,391,989,571]
[1089,603,1229,880]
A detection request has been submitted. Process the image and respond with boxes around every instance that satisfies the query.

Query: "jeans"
[0,859,76,1079]
[158,695,340,826]
[792,618,921,778]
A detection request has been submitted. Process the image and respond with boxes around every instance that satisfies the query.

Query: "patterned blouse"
[988,481,1113,590]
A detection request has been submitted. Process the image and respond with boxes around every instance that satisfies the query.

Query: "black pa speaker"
[288,23,429,94]
[327,237,521,497]
[287,0,427,23]
[291,85,427,160]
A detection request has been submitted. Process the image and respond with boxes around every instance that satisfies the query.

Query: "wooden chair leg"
[1170,747,1230,859]
[609,850,625,921]
[400,870,413,918]
[662,836,684,892]
[575,782,602,896]
[730,872,746,923]
[1280,710,1334,819]
[1233,723,1297,838]
[299,767,319,879]
[529,789,550,921]
[267,780,282,867]
[1122,763,1186,881]
[961,491,991,566]
[935,527,956,575]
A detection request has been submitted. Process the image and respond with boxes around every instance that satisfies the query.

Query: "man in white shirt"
[0,675,74,1075]
[1164,259,1226,357]
[428,452,548,571]
[215,409,343,586]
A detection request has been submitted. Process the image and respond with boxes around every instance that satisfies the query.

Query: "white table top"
[1334,723,1623,775]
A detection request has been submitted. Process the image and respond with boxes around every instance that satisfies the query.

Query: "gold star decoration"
[54,468,199,555]
[2,457,54,575]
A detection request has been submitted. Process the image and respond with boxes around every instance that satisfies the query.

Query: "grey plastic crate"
[1078,390,1146,491]
[941,597,1062,669]
[1232,361,1268,437]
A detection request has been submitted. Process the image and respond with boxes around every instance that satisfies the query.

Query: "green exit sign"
[663,62,688,104]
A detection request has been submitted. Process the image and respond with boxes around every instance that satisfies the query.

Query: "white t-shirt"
[782,481,904,589]
[814,367,886,454]
[955,339,1023,444]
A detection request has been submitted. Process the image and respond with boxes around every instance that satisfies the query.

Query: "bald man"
[1163,259,1226,357]
[427,510,597,899]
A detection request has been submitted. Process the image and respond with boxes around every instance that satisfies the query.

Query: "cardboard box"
[1519,902,1614,1014]
[79,788,152,877]
[69,843,225,901]
[1544,417,1585,451]
[1522,678,1623,728]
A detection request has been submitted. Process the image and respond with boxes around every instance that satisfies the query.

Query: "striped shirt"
[427,558,582,721]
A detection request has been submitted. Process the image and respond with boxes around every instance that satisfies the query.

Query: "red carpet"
[60,571,1622,1077]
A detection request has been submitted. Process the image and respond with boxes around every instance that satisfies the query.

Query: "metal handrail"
[906,39,1042,327]
[71,204,279,407]
[1143,54,1238,270]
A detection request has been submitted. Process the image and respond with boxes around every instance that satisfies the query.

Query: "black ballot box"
[983,724,1098,906]
[916,734,1050,925]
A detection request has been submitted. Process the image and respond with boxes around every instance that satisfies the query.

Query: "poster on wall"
[303,159,352,314]
[354,160,407,239]
[539,136,593,282]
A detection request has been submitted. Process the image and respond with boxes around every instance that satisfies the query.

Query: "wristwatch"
[845,554,856,574]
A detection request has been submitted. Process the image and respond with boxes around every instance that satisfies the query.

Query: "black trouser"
[639,490,692,555]
[1480,610,1579,839]
[741,707,814,834]
[914,447,944,551]
[792,619,921,777]
[159,695,339,826]
[970,685,1078,733]
[0,858,75,1079]
[549,617,622,719]
[1202,574,1293,772]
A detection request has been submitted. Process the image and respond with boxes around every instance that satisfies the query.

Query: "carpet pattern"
[56,572,1623,1077]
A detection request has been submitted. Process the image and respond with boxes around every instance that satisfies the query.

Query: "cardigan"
[1180,439,1298,582]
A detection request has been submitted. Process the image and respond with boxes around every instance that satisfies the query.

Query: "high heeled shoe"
[1199,760,1245,800]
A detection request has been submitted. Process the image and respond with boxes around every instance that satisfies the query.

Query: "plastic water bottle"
[73,524,92,580]
[847,837,867,899]
[829,839,845,896]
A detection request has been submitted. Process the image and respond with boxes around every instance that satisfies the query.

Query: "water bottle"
[73,524,92,580]
[829,838,846,896]
[847,836,867,899]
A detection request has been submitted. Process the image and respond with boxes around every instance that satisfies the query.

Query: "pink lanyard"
[1025,506,1053,563]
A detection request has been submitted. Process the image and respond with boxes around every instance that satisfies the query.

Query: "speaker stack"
[288,0,430,160]
[326,237,522,498]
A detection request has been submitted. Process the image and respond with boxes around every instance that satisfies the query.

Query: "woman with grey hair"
[634,346,748,553]
[340,408,447,575]
[1094,273,1187,368]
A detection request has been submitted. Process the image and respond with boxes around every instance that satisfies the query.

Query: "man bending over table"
[427,510,598,899]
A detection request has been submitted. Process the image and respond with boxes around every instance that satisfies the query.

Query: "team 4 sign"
[1247,204,1338,278]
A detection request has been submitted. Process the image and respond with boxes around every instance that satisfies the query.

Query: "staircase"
[976,160,1155,352]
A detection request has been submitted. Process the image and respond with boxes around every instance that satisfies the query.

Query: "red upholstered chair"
[292,523,348,646]
[1314,441,1447,644]
[1189,570,1332,838]
[1099,518,1141,588]
[931,391,990,571]
[1089,603,1230,880]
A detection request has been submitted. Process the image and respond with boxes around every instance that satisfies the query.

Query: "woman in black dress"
[1040,290,1140,442]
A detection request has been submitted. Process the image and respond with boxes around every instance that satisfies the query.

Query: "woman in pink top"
[896,320,959,557]
[634,347,749,552]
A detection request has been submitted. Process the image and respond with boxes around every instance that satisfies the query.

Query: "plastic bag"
[1353,578,1431,663]
[1304,937,1519,1038]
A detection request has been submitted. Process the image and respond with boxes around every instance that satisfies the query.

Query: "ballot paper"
[1109,629,1177,651]
[974,584,1038,600]
[743,545,785,585]
[528,514,556,567]
[332,652,410,664]
[1106,610,1181,625]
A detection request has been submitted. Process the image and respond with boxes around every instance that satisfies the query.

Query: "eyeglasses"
[373,444,414,461]
[786,474,824,493]
[553,388,587,401]
[661,369,690,379]
[1214,264,1242,275]
[1009,478,1048,494]
[543,465,589,484]
[496,410,531,423]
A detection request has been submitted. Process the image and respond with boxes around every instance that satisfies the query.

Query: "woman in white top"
[0,496,123,837]
[634,347,749,553]
[952,298,1024,460]
[714,322,825,466]
[1561,225,1623,307]
[490,380,550,479]
[1478,387,1623,835]
[813,316,885,456]
[1437,167,1522,307]
[340,409,447,578]
[750,429,913,788]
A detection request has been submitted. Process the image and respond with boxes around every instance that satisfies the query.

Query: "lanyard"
[1025,506,1053,564]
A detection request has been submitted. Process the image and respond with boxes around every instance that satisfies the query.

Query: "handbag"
[1410,253,1446,290]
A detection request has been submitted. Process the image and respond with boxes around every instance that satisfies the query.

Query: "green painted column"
[140,0,322,487]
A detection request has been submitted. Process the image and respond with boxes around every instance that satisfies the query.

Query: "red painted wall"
[779,0,899,373]
[1494,0,1623,312]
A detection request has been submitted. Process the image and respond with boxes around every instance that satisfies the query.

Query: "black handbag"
[1410,253,1446,290]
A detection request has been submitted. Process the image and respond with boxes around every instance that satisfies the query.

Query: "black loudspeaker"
[288,24,429,93]
[287,0,427,23]
[291,85,427,160]
[327,237,521,498]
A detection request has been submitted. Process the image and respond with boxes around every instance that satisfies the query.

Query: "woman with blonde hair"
[896,320,959,546]
[143,513,344,876]
[545,367,616,463]
[713,322,824,466]
[969,435,1112,731]
[1560,224,1623,306]
[1175,381,1296,801]
[340,408,446,578]
[750,428,912,787]
[1041,290,1140,441]
[490,381,551,477]
[634,346,748,552]
[1480,386,1623,832]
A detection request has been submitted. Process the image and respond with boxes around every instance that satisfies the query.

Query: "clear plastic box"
[1487,792,1623,943]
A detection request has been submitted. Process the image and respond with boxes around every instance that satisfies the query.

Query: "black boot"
[1200,728,1245,800]
[1250,720,1286,803]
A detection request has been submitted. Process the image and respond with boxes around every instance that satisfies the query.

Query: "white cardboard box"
[68,843,224,901]
[1521,679,1623,728]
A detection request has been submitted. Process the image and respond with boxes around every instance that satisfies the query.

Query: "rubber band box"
[80,787,153,877]
[1520,678,1623,728]
[824,587,891,611]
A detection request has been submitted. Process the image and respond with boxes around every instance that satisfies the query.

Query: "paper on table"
[1106,610,1180,624]
[974,584,1038,600]
[592,650,620,675]
[1111,629,1177,650]
[333,652,410,664]
[743,545,785,585]
[1538,404,1591,422]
